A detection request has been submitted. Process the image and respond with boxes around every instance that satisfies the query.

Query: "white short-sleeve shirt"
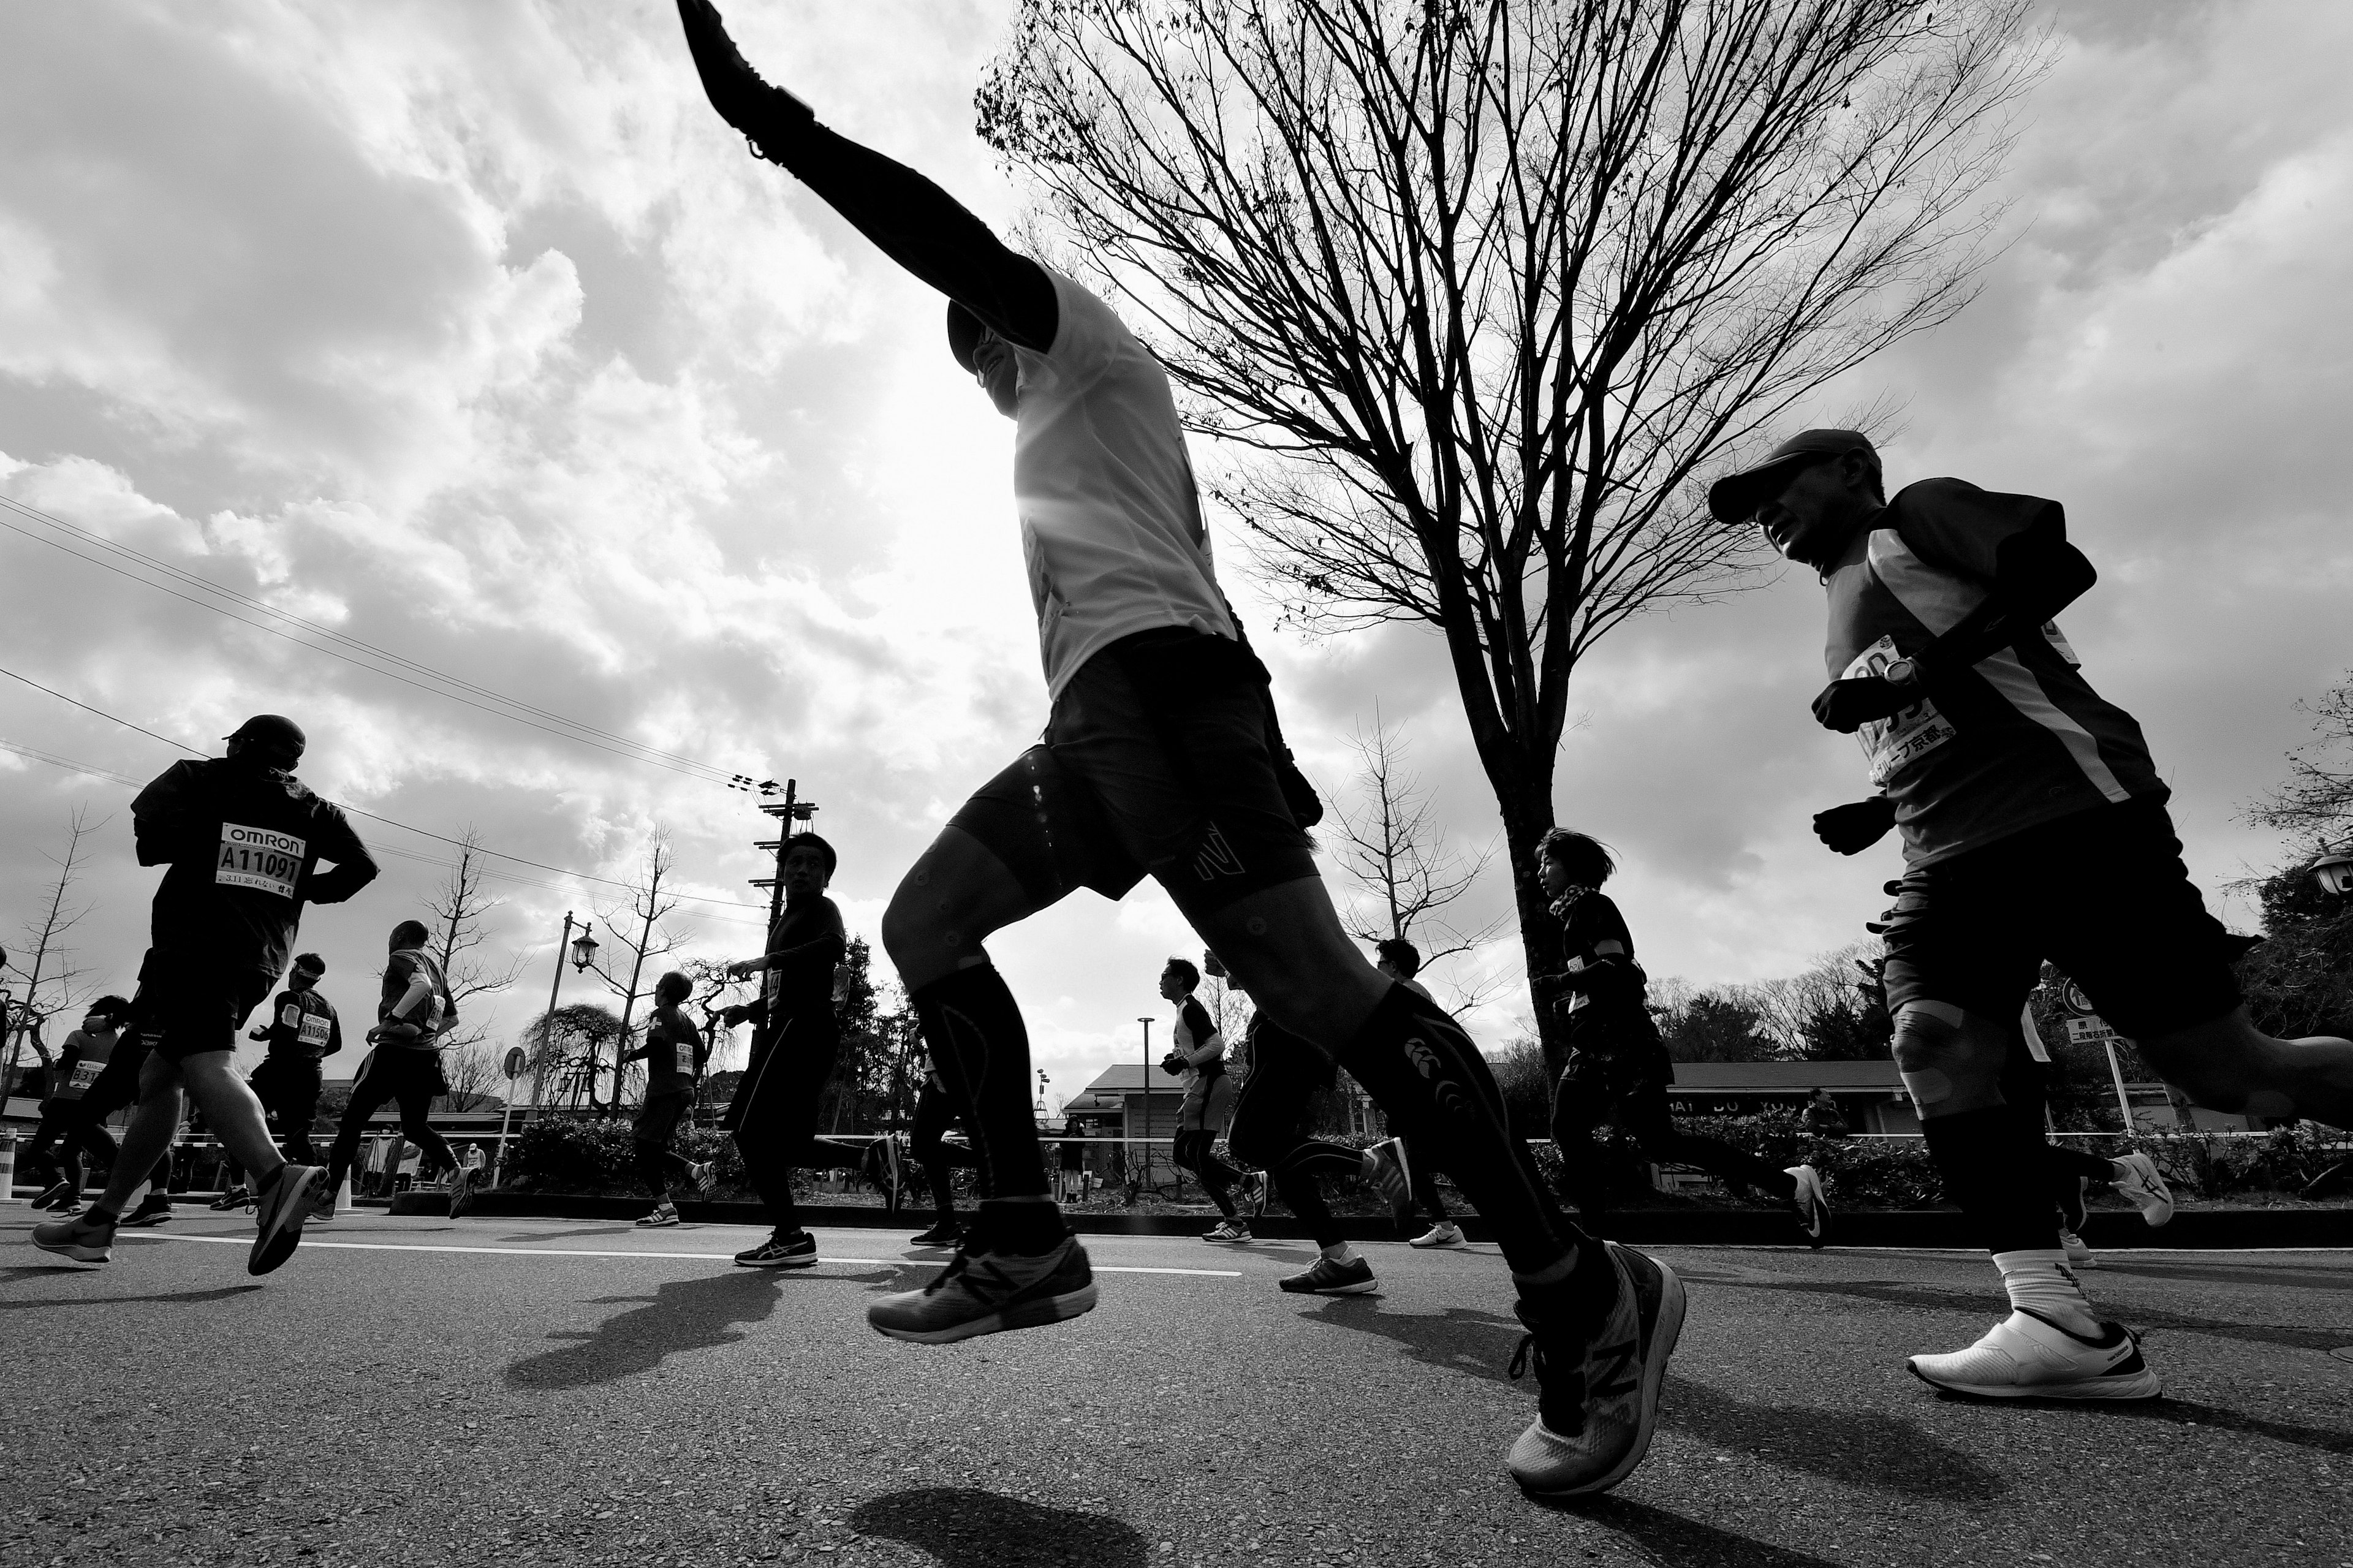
[1013,271,1237,696]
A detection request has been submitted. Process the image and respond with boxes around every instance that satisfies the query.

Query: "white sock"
[1320,1243,1358,1264]
[1992,1249,2100,1337]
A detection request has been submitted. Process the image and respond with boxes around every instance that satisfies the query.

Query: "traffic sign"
[2065,1014,2118,1047]
[502,1045,528,1081]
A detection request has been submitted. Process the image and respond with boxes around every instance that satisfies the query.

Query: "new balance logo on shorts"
[1191,822,1245,882]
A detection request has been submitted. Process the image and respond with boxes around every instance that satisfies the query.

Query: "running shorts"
[946,632,1317,922]
[635,1089,691,1148]
[129,949,276,1065]
[1178,1069,1237,1134]
[1877,798,2241,1041]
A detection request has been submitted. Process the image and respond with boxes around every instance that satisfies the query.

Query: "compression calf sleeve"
[912,966,1050,1203]
[1922,1106,2062,1257]
[1337,983,1591,1280]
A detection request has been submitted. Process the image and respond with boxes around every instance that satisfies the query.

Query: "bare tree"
[4,807,105,1094]
[423,831,526,1074]
[980,0,2042,1071]
[436,1039,510,1113]
[582,833,688,1116]
[1325,713,1505,1006]
[2248,670,2353,841]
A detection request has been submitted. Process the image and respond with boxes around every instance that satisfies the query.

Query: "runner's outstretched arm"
[675,0,1058,350]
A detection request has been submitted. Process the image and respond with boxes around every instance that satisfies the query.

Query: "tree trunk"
[1495,775,1567,1086]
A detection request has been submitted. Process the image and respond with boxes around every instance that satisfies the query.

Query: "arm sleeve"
[388,962,438,1024]
[129,762,203,866]
[303,807,380,904]
[741,115,1058,352]
[1180,999,1223,1064]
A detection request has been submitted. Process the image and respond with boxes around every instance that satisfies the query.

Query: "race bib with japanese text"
[1845,635,1957,786]
[217,823,306,898]
[298,1012,333,1048]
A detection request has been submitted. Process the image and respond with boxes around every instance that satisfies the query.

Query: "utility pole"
[749,778,819,940]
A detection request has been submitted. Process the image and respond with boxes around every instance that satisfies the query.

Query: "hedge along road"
[9,1210,2352,1568]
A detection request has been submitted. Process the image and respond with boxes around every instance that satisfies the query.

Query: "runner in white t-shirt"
[678,1,1678,1500]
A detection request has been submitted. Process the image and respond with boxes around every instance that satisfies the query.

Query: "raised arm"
[675,0,1057,350]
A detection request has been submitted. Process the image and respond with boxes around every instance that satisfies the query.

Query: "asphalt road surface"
[5,1211,2349,1568]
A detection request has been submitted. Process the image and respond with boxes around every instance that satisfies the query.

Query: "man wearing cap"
[31,714,378,1274]
[1713,433,2353,1401]
[228,951,343,1211]
[676,2,1682,1502]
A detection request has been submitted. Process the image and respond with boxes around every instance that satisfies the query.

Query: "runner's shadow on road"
[490,1227,654,1244]
[506,1265,889,1390]
[1996,1394,2353,1457]
[1552,1498,1841,1567]
[1295,1297,2005,1502]
[0,1283,265,1310]
[850,1487,1146,1568]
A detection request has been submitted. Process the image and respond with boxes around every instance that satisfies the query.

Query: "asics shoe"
[209,1186,252,1213]
[1278,1254,1377,1295]
[1506,1242,1685,1498]
[1908,1310,2159,1400]
[120,1192,174,1227]
[734,1230,818,1268]
[31,1210,117,1265]
[248,1164,327,1276]
[1360,1138,1415,1230]
[1202,1220,1252,1243]
[2111,1153,2174,1227]
[1785,1164,1831,1249]
[635,1203,681,1229]
[866,1233,1097,1344]
[908,1219,964,1249]
[1409,1221,1466,1249]
[2059,1229,2097,1268]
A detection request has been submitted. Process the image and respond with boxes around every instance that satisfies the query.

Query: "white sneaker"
[1908,1311,2159,1400]
[1409,1222,1466,1249]
[1202,1220,1252,1243]
[2059,1229,2097,1268]
[2111,1153,2173,1227]
[1784,1164,1832,1249]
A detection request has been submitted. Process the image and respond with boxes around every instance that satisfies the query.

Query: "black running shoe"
[30,1182,75,1211]
[909,1219,964,1248]
[120,1192,174,1227]
[866,1233,1097,1344]
[734,1230,819,1268]
[447,1167,476,1219]
[1278,1254,1376,1295]
[248,1164,327,1276]
[1506,1242,1685,1498]
[210,1186,253,1212]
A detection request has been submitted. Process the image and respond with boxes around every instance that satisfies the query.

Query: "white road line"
[120,1233,1241,1275]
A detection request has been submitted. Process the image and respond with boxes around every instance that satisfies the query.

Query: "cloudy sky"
[3,1,2347,1104]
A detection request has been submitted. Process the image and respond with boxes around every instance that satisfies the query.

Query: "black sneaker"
[866,1233,1097,1344]
[909,1219,964,1248]
[447,1167,476,1219]
[120,1192,174,1227]
[210,1186,253,1212]
[30,1182,75,1211]
[1278,1254,1377,1295]
[248,1164,327,1277]
[1506,1242,1685,1498]
[1237,1171,1269,1219]
[734,1230,819,1269]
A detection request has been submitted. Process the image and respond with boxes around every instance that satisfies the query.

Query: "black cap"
[225,714,306,757]
[1706,429,1879,524]
[946,301,985,373]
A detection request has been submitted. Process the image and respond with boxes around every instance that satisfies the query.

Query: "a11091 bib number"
[217,822,307,898]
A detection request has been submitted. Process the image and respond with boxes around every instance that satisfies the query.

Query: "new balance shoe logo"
[1191,824,1246,881]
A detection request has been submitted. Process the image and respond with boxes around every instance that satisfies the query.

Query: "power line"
[0,493,759,787]
[0,667,774,920]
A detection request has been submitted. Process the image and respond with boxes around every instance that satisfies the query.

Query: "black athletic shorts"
[635,1088,691,1148]
[1878,798,2241,1041]
[129,949,276,1065]
[946,632,1318,921]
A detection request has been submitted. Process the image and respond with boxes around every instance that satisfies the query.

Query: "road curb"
[390,1191,2353,1248]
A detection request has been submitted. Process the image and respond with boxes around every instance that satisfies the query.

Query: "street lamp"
[1137,1015,1155,1189]
[2311,848,2353,898]
[570,925,600,972]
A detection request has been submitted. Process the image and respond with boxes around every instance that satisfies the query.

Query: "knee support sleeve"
[1891,1001,2008,1112]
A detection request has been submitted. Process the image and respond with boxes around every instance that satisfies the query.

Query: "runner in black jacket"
[31,715,375,1274]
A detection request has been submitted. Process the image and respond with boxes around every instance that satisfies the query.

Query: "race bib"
[1845,635,1957,786]
[298,1011,333,1048]
[218,823,306,898]
[67,1058,104,1094]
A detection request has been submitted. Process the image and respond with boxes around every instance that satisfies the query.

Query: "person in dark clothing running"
[214,952,344,1212]
[1376,939,1466,1249]
[1224,1006,1380,1297]
[623,971,714,1228]
[678,2,1678,1498]
[31,714,373,1274]
[1536,830,1831,1244]
[1159,957,1249,1240]
[906,1043,977,1248]
[719,833,870,1267]
[1718,426,2353,1397]
[22,996,137,1212]
[325,922,467,1220]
